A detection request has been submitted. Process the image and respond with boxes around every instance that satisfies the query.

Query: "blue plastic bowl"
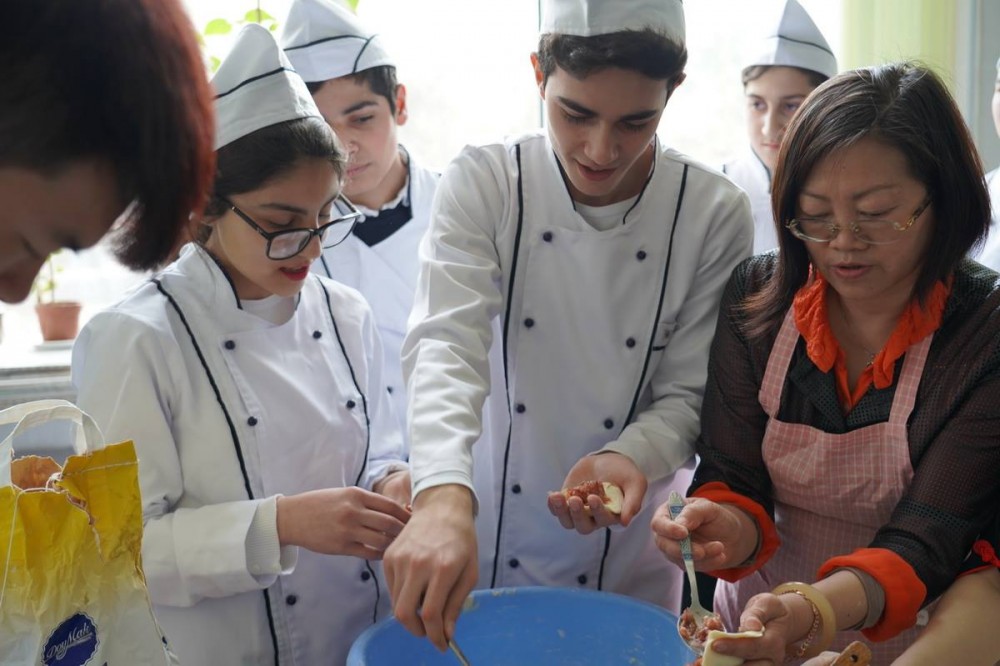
[347,586,696,665]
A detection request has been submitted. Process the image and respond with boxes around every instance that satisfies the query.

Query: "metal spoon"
[667,491,718,655]
[448,639,471,666]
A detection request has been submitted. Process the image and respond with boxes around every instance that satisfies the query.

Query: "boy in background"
[282,0,440,442]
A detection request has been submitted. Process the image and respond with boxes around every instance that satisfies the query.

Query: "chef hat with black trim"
[280,0,395,83]
[743,0,837,79]
[212,23,321,151]
[540,0,685,46]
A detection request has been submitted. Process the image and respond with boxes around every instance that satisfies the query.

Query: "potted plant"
[32,251,82,342]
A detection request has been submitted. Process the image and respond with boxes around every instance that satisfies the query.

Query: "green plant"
[200,3,281,73]
[199,1,360,72]
[31,251,66,305]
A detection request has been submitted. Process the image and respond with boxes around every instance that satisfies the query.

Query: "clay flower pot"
[35,301,82,342]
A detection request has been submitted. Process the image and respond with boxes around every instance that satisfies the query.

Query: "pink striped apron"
[714,308,932,665]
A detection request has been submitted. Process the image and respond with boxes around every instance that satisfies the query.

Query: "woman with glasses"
[652,62,1000,663]
[71,26,409,666]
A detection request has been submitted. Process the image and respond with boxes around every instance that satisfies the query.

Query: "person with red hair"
[0,0,215,303]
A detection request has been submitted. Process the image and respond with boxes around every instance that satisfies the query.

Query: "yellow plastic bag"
[0,400,176,665]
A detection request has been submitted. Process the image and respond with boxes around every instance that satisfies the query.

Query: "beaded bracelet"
[771,582,836,659]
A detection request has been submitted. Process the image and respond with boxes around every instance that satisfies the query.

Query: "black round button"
[636,250,647,261]
[360,570,371,581]
[515,403,526,414]
[603,418,614,429]
[508,558,520,569]
[224,340,236,350]
[285,594,298,606]
[312,330,322,339]
[577,574,588,585]
[542,231,553,242]
[626,337,636,348]
[386,386,394,394]
[512,484,522,494]
[524,318,535,328]
[346,399,356,410]
[247,416,258,427]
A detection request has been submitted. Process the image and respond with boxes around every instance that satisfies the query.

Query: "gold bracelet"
[772,582,836,659]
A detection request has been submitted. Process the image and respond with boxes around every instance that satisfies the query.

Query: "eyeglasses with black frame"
[223,194,363,260]
[786,197,932,245]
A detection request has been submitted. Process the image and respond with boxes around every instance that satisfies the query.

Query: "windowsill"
[0,345,72,377]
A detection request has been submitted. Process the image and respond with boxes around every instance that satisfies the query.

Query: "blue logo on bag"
[42,612,99,665]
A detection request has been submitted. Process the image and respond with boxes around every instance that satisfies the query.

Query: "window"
[0,0,845,370]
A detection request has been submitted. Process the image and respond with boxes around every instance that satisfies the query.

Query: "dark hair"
[741,64,828,89]
[306,65,399,112]
[744,62,991,337]
[1,0,215,270]
[536,29,687,90]
[197,117,346,242]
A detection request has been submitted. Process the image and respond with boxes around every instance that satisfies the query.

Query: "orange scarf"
[792,271,950,411]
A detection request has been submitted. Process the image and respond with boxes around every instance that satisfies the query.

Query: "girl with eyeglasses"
[653,62,1000,663]
[71,25,409,666]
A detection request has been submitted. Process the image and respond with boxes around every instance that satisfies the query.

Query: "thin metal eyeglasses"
[223,194,363,260]
[786,197,932,245]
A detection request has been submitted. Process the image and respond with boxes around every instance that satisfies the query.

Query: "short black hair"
[535,29,686,89]
[306,65,399,112]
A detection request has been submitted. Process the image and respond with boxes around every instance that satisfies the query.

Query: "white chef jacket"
[72,244,405,666]
[314,149,439,447]
[404,132,753,609]
[976,167,1000,270]
[723,148,778,253]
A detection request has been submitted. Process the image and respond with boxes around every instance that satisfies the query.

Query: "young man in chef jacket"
[383,0,754,651]
[281,0,441,444]
[721,0,837,254]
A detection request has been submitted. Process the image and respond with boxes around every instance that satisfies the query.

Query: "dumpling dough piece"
[701,629,764,666]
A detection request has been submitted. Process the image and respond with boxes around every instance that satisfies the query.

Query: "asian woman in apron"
[653,62,1000,665]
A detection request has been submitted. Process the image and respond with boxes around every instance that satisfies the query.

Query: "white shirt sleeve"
[245,495,297,584]
[402,146,509,502]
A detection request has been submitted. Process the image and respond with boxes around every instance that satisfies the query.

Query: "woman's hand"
[705,593,801,664]
[276,486,411,559]
[546,451,647,534]
[650,497,752,571]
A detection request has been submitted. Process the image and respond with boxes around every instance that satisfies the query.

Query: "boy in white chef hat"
[722,0,838,254]
[382,0,752,652]
[281,0,440,443]
[73,23,410,666]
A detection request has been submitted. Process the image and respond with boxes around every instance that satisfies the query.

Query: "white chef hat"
[744,0,837,80]
[212,24,321,151]
[280,0,395,83]
[540,0,685,45]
